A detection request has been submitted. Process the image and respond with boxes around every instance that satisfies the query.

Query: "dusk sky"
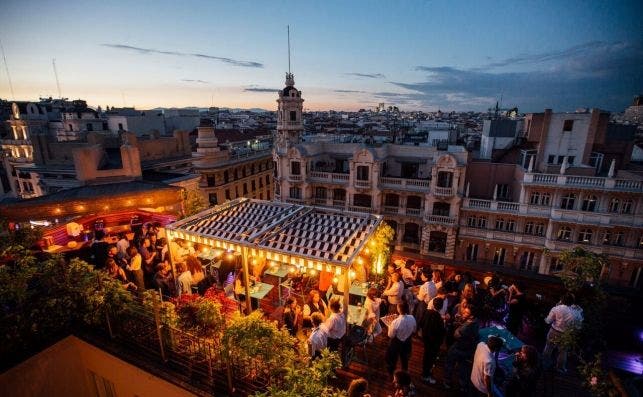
[1,0,641,112]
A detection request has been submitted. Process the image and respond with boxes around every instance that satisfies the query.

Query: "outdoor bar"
[165,197,383,320]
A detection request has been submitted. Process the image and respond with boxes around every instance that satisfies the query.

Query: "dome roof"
[282,86,298,96]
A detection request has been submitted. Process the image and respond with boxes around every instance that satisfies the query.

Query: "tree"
[183,189,208,218]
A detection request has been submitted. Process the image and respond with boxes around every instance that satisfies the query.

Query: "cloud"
[181,79,209,84]
[334,89,367,93]
[345,72,386,79]
[101,44,264,68]
[244,86,279,93]
[400,40,643,111]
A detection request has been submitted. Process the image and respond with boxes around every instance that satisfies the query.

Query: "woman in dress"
[126,246,145,293]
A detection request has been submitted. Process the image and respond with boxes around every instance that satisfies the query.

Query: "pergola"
[166,198,383,315]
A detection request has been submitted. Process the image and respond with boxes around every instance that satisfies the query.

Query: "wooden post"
[152,291,167,362]
[165,229,178,288]
[343,268,350,329]
[242,246,252,314]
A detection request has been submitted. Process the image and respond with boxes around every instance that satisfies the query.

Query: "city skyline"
[1,0,641,112]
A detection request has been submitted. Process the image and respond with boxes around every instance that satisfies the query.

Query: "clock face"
[12,103,19,119]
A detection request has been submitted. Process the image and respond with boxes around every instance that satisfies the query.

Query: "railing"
[524,172,643,192]
[354,180,371,188]
[425,214,456,224]
[383,206,400,215]
[347,205,373,213]
[497,202,520,211]
[379,177,430,191]
[463,198,519,213]
[313,198,327,206]
[288,175,302,182]
[308,171,349,184]
[468,199,492,209]
[434,186,454,196]
[332,200,346,208]
[285,198,303,204]
[405,208,422,217]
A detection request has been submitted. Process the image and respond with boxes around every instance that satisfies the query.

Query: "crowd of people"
[90,228,584,397]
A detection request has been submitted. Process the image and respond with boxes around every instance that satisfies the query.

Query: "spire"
[608,159,616,178]
[285,25,294,86]
[287,25,291,75]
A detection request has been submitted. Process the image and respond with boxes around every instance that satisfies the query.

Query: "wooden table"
[264,264,290,305]
[237,282,274,300]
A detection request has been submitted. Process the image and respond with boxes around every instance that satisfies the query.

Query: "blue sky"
[0,0,641,112]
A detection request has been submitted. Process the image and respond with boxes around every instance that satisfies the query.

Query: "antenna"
[52,58,62,98]
[0,38,15,100]
[287,25,291,74]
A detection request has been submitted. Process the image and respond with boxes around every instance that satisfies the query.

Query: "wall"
[466,162,517,199]
[0,336,195,397]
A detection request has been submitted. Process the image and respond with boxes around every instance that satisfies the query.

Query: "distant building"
[105,107,165,136]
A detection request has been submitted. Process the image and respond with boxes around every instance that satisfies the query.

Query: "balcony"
[459,226,546,246]
[313,198,328,206]
[354,180,371,189]
[332,199,346,209]
[524,172,643,192]
[434,186,454,197]
[307,171,349,184]
[285,198,303,204]
[462,198,520,213]
[379,176,430,192]
[347,205,373,214]
[383,206,400,215]
[405,207,423,217]
[425,214,456,225]
[545,240,643,260]
[288,174,303,182]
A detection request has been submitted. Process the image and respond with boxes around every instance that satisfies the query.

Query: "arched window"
[535,223,545,236]
[495,218,505,230]
[581,195,598,212]
[557,226,572,241]
[524,221,534,234]
[529,192,541,205]
[560,193,576,210]
[541,193,552,206]
[578,228,593,243]
[621,199,633,214]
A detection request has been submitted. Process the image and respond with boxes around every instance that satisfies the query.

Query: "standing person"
[417,269,437,305]
[91,230,110,270]
[506,282,527,335]
[363,287,383,340]
[139,238,157,286]
[303,290,328,330]
[399,261,415,287]
[505,345,540,397]
[471,336,504,397]
[443,306,480,390]
[176,262,193,296]
[432,270,443,291]
[308,312,328,359]
[126,246,145,293]
[383,273,404,314]
[543,293,582,372]
[153,261,175,297]
[389,370,416,397]
[385,302,417,377]
[420,297,445,385]
[116,232,130,260]
[283,297,301,336]
[321,297,346,352]
[347,377,371,397]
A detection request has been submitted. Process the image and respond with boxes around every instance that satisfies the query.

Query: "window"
[403,223,421,245]
[557,156,565,165]
[567,156,575,165]
[534,223,545,236]
[333,188,346,202]
[291,161,301,175]
[495,218,505,230]
[621,199,633,214]
[578,229,593,244]
[608,198,620,213]
[251,180,256,191]
[541,193,551,206]
[290,111,297,121]
[86,123,93,131]
[550,258,564,273]
[428,231,447,252]
[563,119,574,131]
[468,216,477,227]
[118,123,123,130]
[547,155,556,164]
[506,219,516,232]
[560,193,576,210]
[613,232,624,246]
[209,193,218,205]
[466,243,478,261]
[356,165,370,181]
[243,183,248,194]
[524,221,534,234]
[224,170,229,183]
[529,192,541,205]
[259,178,263,188]
[477,217,487,229]
[207,175,215,187]
[242,168,247,178]
[493,248,506,266]
[496,184,510,200]
[601,231,612,245]
[557,226,572,241]
[407,195,423,209]
[581,195,598,212]
[68,123,73,131]
[385,194,400,207]
[353,194,372,208]
[437,171,453,188]
[289,186,301,199]
[520,252,537,271]
[589,152,604,172]
[432,202,449,216]
[315,187,327,199]
[265,175,270,184]
[225,189,230,200]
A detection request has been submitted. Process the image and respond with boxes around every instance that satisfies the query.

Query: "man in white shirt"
[308,312,328,359]
[543,293,582,372]
[470,336,503,397]
[417,269,437,304]
[385,302,417,376]
[321,297,346,352]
